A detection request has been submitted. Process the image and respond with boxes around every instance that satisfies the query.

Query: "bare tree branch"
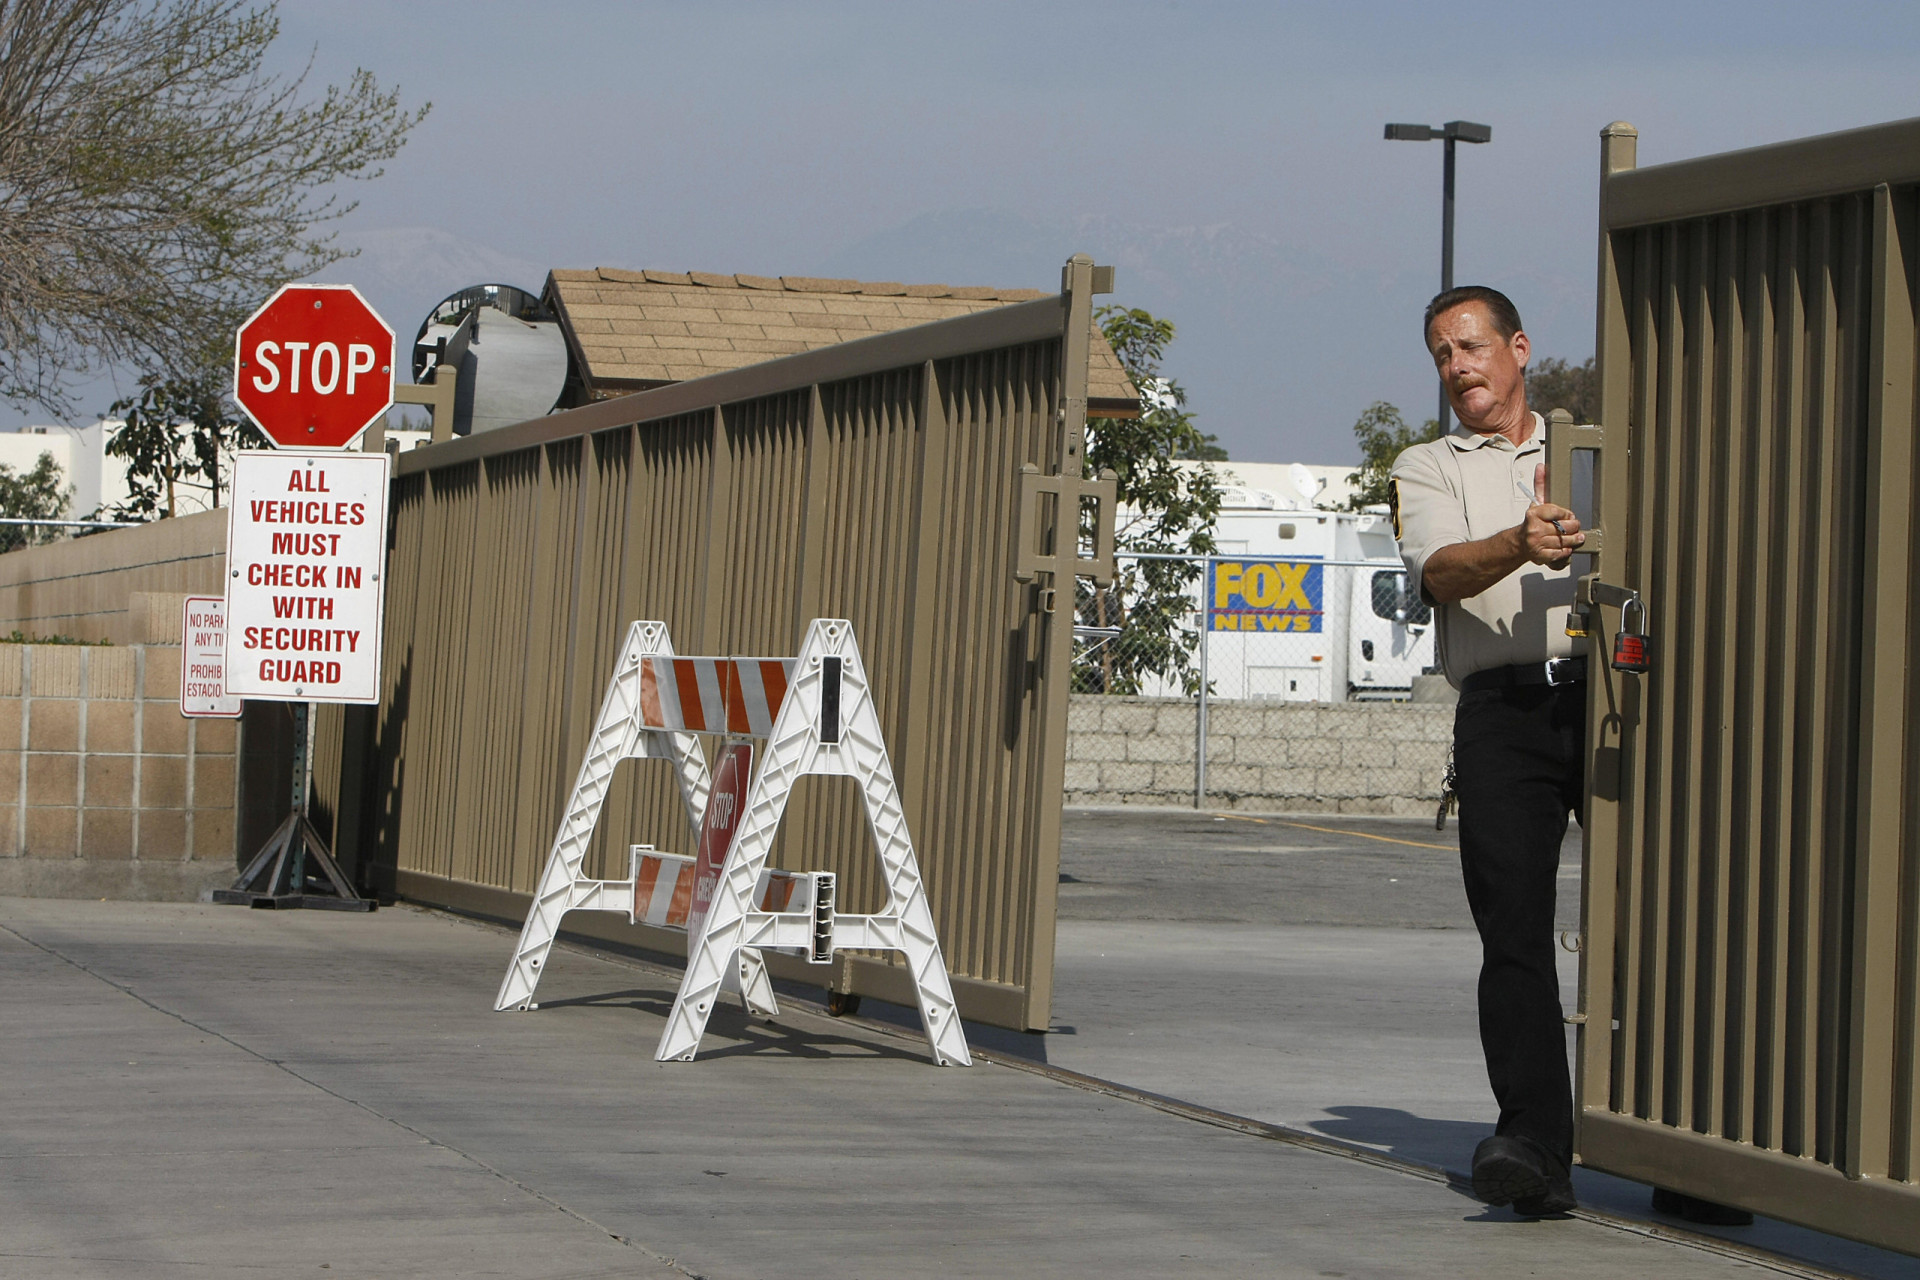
[0,0,428,413]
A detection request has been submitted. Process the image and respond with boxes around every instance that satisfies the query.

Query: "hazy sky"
[16,2,1920,461]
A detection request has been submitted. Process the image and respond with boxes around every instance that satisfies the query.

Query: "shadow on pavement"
[1307,1103,1484,1172]
[535,985,934,1064]
[532,986,677,1017]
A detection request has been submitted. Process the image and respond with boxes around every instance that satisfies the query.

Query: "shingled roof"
[543,267,1141,415]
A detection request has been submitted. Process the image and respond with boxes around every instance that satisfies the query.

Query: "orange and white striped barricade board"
[494,618,969,1068]
[630,846,828,940]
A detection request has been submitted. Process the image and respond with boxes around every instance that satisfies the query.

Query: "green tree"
[106,369,267,519]
[1526,355,1598,423]
[0,450,72,551]
[1345,401,1440,511]
[1079,306,1224,695]
[0,0,428,414]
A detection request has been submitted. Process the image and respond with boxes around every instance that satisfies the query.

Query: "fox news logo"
[1209,559,1322,633]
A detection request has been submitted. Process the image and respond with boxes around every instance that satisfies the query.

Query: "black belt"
[1460,656,1587,693]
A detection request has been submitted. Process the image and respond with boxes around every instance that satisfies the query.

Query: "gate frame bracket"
[1012,464,1117,587]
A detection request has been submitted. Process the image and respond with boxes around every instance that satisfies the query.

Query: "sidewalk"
[0,894,1869,1280]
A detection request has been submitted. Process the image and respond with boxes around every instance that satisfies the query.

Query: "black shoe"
[1651,1187,1753,1226]
[1472,1134,1576,1216]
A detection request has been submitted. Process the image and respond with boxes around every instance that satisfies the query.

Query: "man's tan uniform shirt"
[1389,413,1576,688]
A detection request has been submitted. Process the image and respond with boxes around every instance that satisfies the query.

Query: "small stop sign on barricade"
[233,283,395,448]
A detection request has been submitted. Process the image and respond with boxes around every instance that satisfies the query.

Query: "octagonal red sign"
[233,284,395,449]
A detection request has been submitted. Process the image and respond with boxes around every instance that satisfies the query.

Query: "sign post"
[213,283,394,911]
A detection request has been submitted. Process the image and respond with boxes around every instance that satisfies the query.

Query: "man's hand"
[1421,462,1584,604]
[1523,463,1583,569]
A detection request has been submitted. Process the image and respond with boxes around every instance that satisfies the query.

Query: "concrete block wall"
[0,642,238,899]
[1064,695,1453,816]
[0,507,226,644]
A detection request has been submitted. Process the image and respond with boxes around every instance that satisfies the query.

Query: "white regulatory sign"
[223,449,389,704]
[179,595,242,718]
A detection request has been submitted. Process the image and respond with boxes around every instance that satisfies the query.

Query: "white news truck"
[1135,463,1437,703]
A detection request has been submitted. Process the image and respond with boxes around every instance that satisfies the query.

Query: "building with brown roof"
[542,268,1140,416]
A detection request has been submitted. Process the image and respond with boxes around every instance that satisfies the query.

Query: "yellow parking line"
[1216,812,1454,852]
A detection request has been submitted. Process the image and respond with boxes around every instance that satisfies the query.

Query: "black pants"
[1453,682,1585,1168]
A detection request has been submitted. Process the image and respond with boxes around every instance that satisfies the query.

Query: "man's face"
[1426,302,1530,432]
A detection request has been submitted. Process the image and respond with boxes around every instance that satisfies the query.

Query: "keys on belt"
[1458,655,1587,694]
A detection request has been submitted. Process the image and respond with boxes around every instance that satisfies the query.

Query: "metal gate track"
[487,912,1871,1280]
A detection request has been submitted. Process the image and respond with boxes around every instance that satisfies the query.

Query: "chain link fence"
[1068,553,1455,814]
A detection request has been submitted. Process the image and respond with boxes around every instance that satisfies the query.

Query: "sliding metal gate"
[313,257,1119,1033]
[1575,118,1920,1252]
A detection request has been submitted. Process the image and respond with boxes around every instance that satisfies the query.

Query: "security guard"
[1389,285,1584,1217]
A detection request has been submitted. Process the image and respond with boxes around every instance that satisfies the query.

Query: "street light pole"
[1385,119,1491,433]
[1442,133,1456,294]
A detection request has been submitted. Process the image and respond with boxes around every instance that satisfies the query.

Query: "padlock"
[1612,598,1652,673]
[1613,632,1652,672]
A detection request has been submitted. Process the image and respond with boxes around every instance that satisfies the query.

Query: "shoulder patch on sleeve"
[1389,477,1403,541]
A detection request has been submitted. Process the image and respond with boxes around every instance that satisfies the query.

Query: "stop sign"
[233,284,395,449]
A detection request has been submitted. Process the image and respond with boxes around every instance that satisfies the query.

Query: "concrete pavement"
[1010,807,1915,1280]
[0,892,1842,1280]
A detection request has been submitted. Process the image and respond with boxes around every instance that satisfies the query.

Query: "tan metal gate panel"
[311,262,1115,1032]
[1576,118,1920,1252]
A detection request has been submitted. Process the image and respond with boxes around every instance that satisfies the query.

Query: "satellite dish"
[1290,463,1326,506]
[412,283,568,436]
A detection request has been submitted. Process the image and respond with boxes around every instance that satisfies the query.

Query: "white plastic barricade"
[494,619,969,1067]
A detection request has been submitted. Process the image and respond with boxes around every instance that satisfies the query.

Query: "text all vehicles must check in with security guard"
[223,449,390,704]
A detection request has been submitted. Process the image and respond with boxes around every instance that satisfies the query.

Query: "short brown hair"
[1424,286,1523,344]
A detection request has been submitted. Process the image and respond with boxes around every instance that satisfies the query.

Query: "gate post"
[1573,119,1638,1134]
